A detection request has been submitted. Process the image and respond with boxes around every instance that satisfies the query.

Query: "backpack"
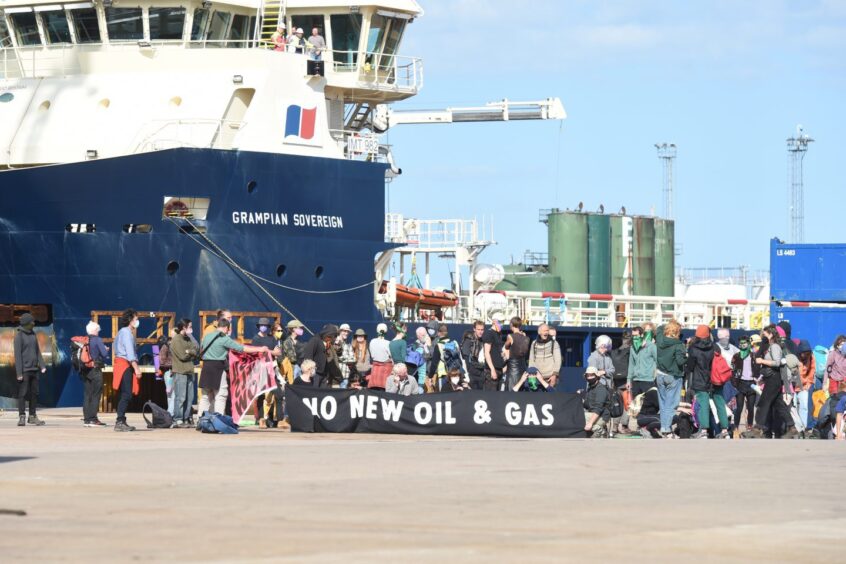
[782,353,802,388]
[608,386,624,418]
[70,336,94,371]
[813,346,829,385]
[405,349,424,367]
[196,411,239,434]
[142,400,174,429]
[442,341,464,373]
[710,352,733,386]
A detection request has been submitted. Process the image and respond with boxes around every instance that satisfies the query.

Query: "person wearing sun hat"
[352,328,371,378]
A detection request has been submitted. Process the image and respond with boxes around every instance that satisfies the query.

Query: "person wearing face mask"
[203,309,232,339]
[199,318,269,415]
[512,366,552,392]
[13,313,47,427]
[580,367,610,437]
[252,317,284,427]
[170,318,199,428]
[730,335,757,433]
[824,335,846,395]
[742,325,799,439]
[113,309,143,432]
[627,326,657,399]
[441,367,470,392]
[529,323,561,389]
[716,328,739,365]
[282,320,305,377]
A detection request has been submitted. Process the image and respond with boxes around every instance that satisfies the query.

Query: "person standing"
[743,325,799,439]
[203,309,231,339]
[731,335,758,433]
[170,318,199,428]
[504,317,530,391]
[352,329,371,380]
[610,330,632,434]
[335,324,356,389]
[199,318,268,414]
[388,323,408,365]
[288,27,305,54]
[82,321,109,427]
[428,323,462,392]
[528,324,561,389]
[796,339,816,429]
[412,326,433,390]
[482,314,506,391]
[627,326,657,398]
[368,323,392,390]
[655,321,686,437]
[113,309,142,432]
[686,325,722,439]
[282,319,305,377]
[270,24,287,51]
[301,324,340,388]
[252,317,284,426]
[587,335,615,386]
[13,313,46,427]
[462,322,487,390]
[307,27,325,61]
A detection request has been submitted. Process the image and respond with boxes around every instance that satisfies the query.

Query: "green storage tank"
[632,217,655,296]
[654,219,675,297]
[587,214,611,294]
[516,274,562,293]
[610,215,633,295]
[548,211,588,293]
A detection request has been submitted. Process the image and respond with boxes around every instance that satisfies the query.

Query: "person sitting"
[581,366,610,438]
[440,368,470,392]
[385,363,419,396]
[512,366,552,392]
[293,359,317,386]
[636,386,661,438]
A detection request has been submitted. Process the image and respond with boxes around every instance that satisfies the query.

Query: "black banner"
[285,387,586,438]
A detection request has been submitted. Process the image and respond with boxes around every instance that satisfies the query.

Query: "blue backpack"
[405,349,424,367]
[442,341,464,373]
[196,412,239,434]
[813,346,829,387]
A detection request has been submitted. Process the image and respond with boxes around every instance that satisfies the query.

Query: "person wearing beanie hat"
[686,325,729,438]
[13,313,47,426]
[81,320,110,427]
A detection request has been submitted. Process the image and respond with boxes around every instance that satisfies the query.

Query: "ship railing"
[449,290,771,330]
[0,42,422,93]
[328,129,388,161]
[130,118,246,154]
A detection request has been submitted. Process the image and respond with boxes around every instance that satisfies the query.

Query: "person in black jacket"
[301,324,339,387]
[13,313,46,427]
[636,387,661,438]
[461,322,486,390]
[686,325,726,439]
[581,367,610,438]
[610,331,632,434]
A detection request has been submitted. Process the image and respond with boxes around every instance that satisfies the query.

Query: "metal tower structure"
[786,126,813,244]
[655,143,677,219]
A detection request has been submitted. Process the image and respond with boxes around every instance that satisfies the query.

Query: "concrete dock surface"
[0,408,843,563]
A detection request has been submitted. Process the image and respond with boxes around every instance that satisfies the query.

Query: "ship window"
[0,93,13,103]
[166,261,180,275]
[39,11,72,44]
[66,223,96,233]
[331,14,362,67]
[314,266,324,279]
[149,7,186,41]
[366,14,387,55]
[247,180,257,194]
[10,12,42,46]
[227,14,250,47]
[0,17,10,47]
[380,18,405,70]
[207,11,231,43]
[69,8,101,44]
[105,8,144,41]
[123,224,153,233]
[163,196,210,220]
[276,264,287,278]
[190,8,209,40]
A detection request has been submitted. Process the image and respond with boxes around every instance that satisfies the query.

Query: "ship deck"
[0,409,843,562]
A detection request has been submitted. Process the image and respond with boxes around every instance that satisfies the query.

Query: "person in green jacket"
[655,320,687,435]
[627,326,657,398]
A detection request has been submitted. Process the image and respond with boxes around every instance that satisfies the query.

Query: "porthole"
[0,93,14,103]
[169,96,182,107]
[247,180,257,194]
[39,100,51,111]
[98,98,110,109]
[315,266,324,279]
[167,261,180,275]
[276,264,287,278]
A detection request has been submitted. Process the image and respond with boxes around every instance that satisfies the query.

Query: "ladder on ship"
[345,103,374,131]
[258,0,287,48]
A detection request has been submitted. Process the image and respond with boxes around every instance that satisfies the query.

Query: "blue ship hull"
[0,148,391,406]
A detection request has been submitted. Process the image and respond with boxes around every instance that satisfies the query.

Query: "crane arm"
[373,98,566,130]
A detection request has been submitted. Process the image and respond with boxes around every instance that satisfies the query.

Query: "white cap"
[296,27,304,33]
[339,323,351,331]
[376,323,388,334]
[86,321,100,335]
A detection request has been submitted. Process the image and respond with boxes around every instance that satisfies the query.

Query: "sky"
[384,0,846,287]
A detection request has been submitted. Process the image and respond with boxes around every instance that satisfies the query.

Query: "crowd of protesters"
[9,309,846,439]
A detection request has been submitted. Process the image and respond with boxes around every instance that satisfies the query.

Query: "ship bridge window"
[190,8,210,40]
[38,10,72,44]
[9,11,42,46]
[149,7,186,40]
[163,196,210,221]
[207,11,232,44]
[291,15,324,41]
[330,13,362,68]
[66,223,96,233]
[365,15,407,72]
[105,7,144,41]
[227,14,256,47]
[69,7,101,44]
[0,17,10,47]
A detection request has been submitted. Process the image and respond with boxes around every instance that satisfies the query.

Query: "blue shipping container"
[771,305,846,350]
[770,238,846,302]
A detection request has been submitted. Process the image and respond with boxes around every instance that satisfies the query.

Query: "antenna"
[655,143,677,220]
[786,125,813,244]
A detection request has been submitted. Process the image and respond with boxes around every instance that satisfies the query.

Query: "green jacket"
[628,340,657,382]
[655,325,687,377]
[170,334,199,375]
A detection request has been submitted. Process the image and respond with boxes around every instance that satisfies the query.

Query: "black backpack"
[142,400,174,429]
[607,387,624,418]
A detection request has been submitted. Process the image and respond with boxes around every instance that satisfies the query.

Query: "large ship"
[0,0,769,406]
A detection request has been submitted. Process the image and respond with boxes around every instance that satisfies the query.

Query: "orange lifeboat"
[380,281,458,309]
